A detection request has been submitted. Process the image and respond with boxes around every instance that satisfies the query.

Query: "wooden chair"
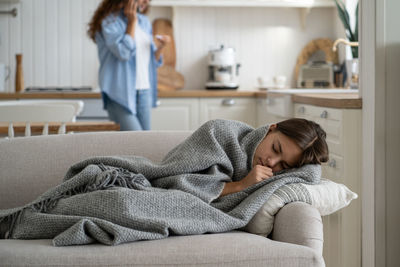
[0,102,79,138]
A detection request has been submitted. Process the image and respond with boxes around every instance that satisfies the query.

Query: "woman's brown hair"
[88,0,150,42]
[87,0,126,42]
[276,118,329,166]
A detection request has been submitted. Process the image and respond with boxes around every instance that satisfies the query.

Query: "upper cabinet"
[151,0,334,8]
[152,0,335,29]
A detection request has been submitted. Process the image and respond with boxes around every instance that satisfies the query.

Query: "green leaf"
[334,0,355,41]
[354,2,359,42]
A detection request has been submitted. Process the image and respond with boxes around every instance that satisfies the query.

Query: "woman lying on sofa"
[0,118,328,246]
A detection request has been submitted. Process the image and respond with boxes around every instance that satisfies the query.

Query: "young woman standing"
[88,0,170,131]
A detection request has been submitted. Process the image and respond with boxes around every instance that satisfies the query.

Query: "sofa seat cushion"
[0,231,324,267]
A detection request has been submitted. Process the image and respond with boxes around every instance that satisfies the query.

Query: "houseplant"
[334,0,359,88]
[334,0,358,58]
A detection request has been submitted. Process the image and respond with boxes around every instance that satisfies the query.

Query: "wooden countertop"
[0,90,362,109]
[292,93,362,109]
[0,121,120,134]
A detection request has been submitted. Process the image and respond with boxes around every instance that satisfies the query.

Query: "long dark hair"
[276,118,329,166]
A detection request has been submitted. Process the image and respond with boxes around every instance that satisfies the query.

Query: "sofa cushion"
[0,231,324,267]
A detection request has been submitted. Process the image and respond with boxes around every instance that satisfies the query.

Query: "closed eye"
[274,141,292,169]
[272,144,278,154]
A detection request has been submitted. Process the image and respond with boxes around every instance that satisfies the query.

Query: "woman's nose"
[267,157,277,167]
[268,157,282,172]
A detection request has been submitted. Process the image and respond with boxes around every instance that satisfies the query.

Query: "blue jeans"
[106,90,151,131]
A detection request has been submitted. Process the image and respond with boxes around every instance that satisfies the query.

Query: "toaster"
[297,62,334,88]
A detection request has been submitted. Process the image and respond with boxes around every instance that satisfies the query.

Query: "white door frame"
[361,0,389,266]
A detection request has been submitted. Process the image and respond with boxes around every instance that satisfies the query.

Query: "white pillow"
[244,178,358,237]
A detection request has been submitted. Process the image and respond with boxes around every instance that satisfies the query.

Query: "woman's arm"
[101,0,137,61]
[220,181,246,197]
[220,165,274,197]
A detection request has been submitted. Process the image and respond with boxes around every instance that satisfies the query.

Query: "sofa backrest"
[0,131,192,209]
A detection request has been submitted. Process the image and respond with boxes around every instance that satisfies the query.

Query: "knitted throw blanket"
[0,119,321,246]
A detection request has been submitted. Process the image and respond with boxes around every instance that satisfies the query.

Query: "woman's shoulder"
[138,14,152,30]
[102,10,126,28]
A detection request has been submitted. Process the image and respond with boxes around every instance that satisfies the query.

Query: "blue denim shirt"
[95,10,162,114]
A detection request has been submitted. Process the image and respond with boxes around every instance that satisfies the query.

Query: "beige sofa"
[0,131,324,267]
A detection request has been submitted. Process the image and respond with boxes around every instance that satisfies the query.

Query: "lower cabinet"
[256,98,290,127]
[294,103,362,267]
[78,97,260,130]
[152,97,258,130]
[151,98,199,131]
[199,97,257,127]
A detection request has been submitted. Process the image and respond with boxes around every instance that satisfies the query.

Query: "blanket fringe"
[0,163,150,239]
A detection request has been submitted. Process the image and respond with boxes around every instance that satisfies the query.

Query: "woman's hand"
[155,35,171,60]
[125,0,138,38]
[155,35,171,49]
[240,165,274,189]
[219,165,274,197]
[124,0,138,22]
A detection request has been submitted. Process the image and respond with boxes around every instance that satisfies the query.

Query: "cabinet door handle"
[266,98,274,105]
[320,110,328,118]
[328,159,336,168]
[298,106,305,114]
[222,99,235,106]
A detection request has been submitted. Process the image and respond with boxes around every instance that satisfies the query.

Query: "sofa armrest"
[271,202,323,256]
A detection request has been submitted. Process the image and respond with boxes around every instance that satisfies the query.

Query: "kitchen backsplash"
[0,0,342,92]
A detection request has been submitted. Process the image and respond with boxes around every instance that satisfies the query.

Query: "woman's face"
[136,0,150,12]
[253,124,302,173]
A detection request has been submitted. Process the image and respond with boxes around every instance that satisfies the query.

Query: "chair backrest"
[0,100,84,121]
[0,103,77,137]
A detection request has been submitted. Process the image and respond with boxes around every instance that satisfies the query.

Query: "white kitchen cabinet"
[78,99,108,120]
[199,97,257,127]
[151,0,333,29]
[151,98,199,130]
[77,98,199,130]
[69,97,258,130]
[294,103,362,267]
[256,98,290,127]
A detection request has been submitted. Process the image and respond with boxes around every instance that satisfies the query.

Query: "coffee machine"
[206,45,240,90]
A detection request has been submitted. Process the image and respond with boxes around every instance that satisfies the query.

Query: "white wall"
[0,0,338,92]
[173,6,337,90]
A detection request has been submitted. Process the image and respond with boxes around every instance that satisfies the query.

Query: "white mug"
[257,76,272,88]
[0,63,10,92]
[273,75,287,89]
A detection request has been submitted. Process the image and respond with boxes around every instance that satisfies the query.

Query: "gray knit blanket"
[0,119,321,246]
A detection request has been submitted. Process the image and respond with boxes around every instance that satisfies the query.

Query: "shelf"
[0,0,20,3]
[151,0,334,8]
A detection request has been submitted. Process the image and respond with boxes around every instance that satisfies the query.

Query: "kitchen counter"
[0,90,362,109]
[292,93,362,109]
[0,90,261,99]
